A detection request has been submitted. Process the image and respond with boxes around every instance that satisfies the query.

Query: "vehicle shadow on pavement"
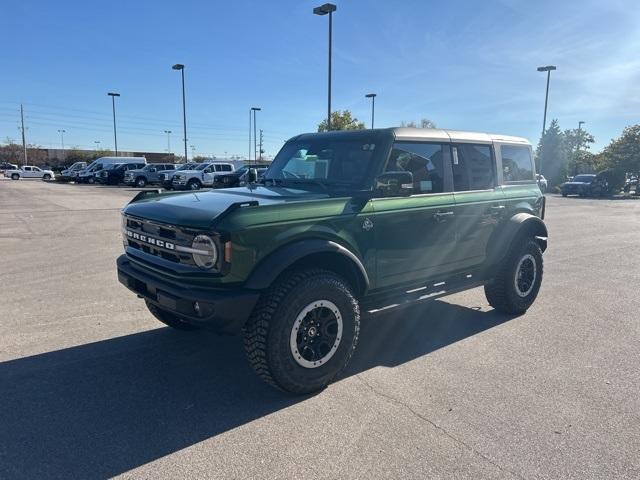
[0,300,513,479]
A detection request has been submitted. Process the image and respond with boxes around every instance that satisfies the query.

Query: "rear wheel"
[145,301,199,331]
[188,179,201,190]
[485,238,543,315]
[244,268,360,394]
[11,173,19,180]
[136,177,147,188]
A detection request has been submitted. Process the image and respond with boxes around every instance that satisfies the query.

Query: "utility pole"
[259,129,264,161]
[20,104,28,166]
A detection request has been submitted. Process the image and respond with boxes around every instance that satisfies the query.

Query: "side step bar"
[363,272,486,315]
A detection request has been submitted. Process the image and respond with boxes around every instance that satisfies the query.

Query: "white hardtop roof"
[392,127,530,145]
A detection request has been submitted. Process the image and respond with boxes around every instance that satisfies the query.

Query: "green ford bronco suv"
[117,128,547,394]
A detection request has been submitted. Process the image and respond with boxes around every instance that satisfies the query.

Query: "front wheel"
[484,238,543,315]
[244,269,360,394]
[136,177,147,188]
[43,174,51,181]
[146,301,199,330]
[187,179,201,190]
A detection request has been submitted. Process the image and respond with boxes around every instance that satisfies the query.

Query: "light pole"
[251,107,261,165]
[313,3,337,130]
[365,93,376,129]
[537,65,556,176]
[577,120,585,154]
[164,130,172,155]
[94,140,101,151]
[537,65,556,139]
[107,92,120,156]
[172,64,188,161]
[57,129,66,161]
[190,145,196,158]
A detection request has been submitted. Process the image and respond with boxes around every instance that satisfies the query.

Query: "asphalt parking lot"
[1,178,639,479]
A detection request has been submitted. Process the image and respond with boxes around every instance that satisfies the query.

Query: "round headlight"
[192,235,218,269]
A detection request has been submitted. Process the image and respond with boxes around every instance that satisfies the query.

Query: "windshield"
[179,163,197,170]
[572,175,595,183]
[264,138,379,189]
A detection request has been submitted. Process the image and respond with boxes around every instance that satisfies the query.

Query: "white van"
[76,156,146,184]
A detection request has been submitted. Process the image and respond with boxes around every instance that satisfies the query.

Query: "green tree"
[563,127,595,153]
[599,124,640,179]
[400,118,437,129]
[317,110,365,132]
[536,119,568,187]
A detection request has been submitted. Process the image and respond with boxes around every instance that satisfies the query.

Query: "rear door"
[373,141,458,289]
[451,143,506,270]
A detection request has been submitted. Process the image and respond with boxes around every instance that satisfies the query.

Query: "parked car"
[123,163,178,188]
[172,162,235,190]
[560,174,598,197]
[59,161,87,180]
[5,165,55,180]
[97,161,146,185]
[0,162,18,173]
[158,162,200,189]
[536,174,548,193]
[77,157,145,184]
[215,165,268,188]
[117,127,547,394]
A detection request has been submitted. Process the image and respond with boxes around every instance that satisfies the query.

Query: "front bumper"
[117,255,259,334]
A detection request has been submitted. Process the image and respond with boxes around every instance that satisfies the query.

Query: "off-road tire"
[485,238,543,314]
[244,268,360,394]
[146,301,199,331]
[188,179,201,190]
[11,174,19,180]
[136,177,147,188]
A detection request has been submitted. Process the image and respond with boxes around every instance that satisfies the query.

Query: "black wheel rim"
[515,254,536,297]
[290,300,343,369]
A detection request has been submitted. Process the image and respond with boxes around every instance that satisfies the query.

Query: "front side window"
[502,145,534,182]
[385,143,446,194]
[452,144,494,191]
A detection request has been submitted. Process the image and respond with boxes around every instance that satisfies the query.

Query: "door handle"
[490,205,505,211]
[434,210,454,222]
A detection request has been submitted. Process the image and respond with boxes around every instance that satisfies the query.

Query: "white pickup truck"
[5,166,55,181]
[171,162,235,190]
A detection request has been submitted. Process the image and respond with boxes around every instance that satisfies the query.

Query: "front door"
[373,141,458,289]
[450,143,505,270]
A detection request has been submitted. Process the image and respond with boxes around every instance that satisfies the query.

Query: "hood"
[123,186,327,229]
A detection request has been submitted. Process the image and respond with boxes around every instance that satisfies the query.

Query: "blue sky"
[1,0,638,158]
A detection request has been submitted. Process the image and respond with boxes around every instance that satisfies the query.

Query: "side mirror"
[149,168,156,173]
[375,171,413,197]
[247,168,258,183]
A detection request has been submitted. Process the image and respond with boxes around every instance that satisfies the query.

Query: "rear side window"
[386,142,447,194]
[220,164,232,172]
[452,144,494,191]
[501,145,534,182]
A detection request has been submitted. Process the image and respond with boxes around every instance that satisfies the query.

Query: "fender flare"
[244,239,370,294]
[486,213,548,267]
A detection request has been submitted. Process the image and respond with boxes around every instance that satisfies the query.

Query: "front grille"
[123,215,197,266]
